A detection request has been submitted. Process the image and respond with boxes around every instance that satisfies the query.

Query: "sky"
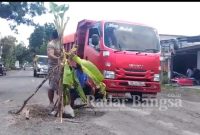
[0,2,200,46]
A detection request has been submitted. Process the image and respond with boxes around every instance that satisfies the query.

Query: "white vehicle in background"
[15,60,20,70]
[23,62,33,71]
[33,55,48,77]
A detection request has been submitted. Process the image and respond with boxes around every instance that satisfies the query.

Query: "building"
[159,34,200,80]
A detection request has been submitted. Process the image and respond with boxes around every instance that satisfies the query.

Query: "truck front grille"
[115,68,154,81]
[124,68,146,72]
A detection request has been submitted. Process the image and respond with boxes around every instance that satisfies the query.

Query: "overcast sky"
[0,2,200,46]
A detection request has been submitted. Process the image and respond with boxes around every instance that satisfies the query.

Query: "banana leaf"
[63,85,70,106]
[63,61,74,87]
[72,55,104,82]
[72,55,106,97]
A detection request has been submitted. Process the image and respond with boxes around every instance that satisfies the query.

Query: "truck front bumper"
[104,79,160,93]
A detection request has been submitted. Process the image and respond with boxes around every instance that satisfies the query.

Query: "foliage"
[0,2,46,33]
[72,55,106,96]
[0,36,17,68]
[49,3,73,116]
[14,43,31,64]
[49,2,69,44]
[0,36,31,69]
[161,71,169,84]
[29,23,56,55]
[29,25,45,51]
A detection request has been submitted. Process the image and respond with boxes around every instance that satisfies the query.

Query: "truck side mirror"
[91,34,100,46]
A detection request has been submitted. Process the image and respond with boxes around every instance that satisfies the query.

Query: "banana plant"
[49,2,106,109]
[49,2,70,47]
[71,55,106,97]
[49,2,72,107]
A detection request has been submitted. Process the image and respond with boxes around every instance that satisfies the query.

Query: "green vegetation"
[0,36,30,69]
[0,2,46,33]
[161,71,169,84]
[29,23,56,55]
[49,2,106,118]
[0,2,49,68]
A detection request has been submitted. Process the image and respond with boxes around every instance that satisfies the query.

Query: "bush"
[161,71,169,84]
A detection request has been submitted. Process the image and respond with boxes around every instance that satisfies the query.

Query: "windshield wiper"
[124,49,142,53]
[124,49,159,53]
[143,49,159,53]
[125,49,141,52]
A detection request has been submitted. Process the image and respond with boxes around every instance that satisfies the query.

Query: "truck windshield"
[104,22,160,53]
[38,57,48,65]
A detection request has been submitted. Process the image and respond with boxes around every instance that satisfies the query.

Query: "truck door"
[84,23,102,69]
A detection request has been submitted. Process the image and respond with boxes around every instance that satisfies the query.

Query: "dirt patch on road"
[6,104,112,135]
[9,104,106,125]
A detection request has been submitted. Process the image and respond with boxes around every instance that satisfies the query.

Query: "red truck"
[63,19,161,98]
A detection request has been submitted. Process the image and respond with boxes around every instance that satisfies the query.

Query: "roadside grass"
[180,87,200,94]
[161,84,177,91]
[161,83,200,95]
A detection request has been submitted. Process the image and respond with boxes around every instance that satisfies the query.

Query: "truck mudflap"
[103,79,160,93]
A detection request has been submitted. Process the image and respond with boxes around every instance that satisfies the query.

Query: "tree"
[29,25,45,51]
[14,43,30,64]
[29,23,56,55]
[0,2,46,33]
[0,36,17,68]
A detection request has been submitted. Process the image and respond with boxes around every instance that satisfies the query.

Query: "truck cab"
[64,19,161,97]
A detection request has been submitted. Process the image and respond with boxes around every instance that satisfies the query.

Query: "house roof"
[159,34,187,37]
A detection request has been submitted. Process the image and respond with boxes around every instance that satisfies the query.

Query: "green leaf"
[72,55,104,82]
[71,55,106,97]
[49,2,58,13]
[63,85,70,106]
[59,12,65,19]
[64,5,69,12]
[58,5,67,12]
[63,61,74,86]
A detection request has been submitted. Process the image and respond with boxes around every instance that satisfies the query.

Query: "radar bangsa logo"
[131,95,183,111]
[86,94,183,111]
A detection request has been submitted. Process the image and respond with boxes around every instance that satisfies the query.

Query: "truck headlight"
[154,74,160,82]
[103,70,115,79]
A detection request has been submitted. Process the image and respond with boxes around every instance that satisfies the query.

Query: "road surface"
[0,70,200,135]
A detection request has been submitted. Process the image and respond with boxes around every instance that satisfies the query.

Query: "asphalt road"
[0,70,200,135]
